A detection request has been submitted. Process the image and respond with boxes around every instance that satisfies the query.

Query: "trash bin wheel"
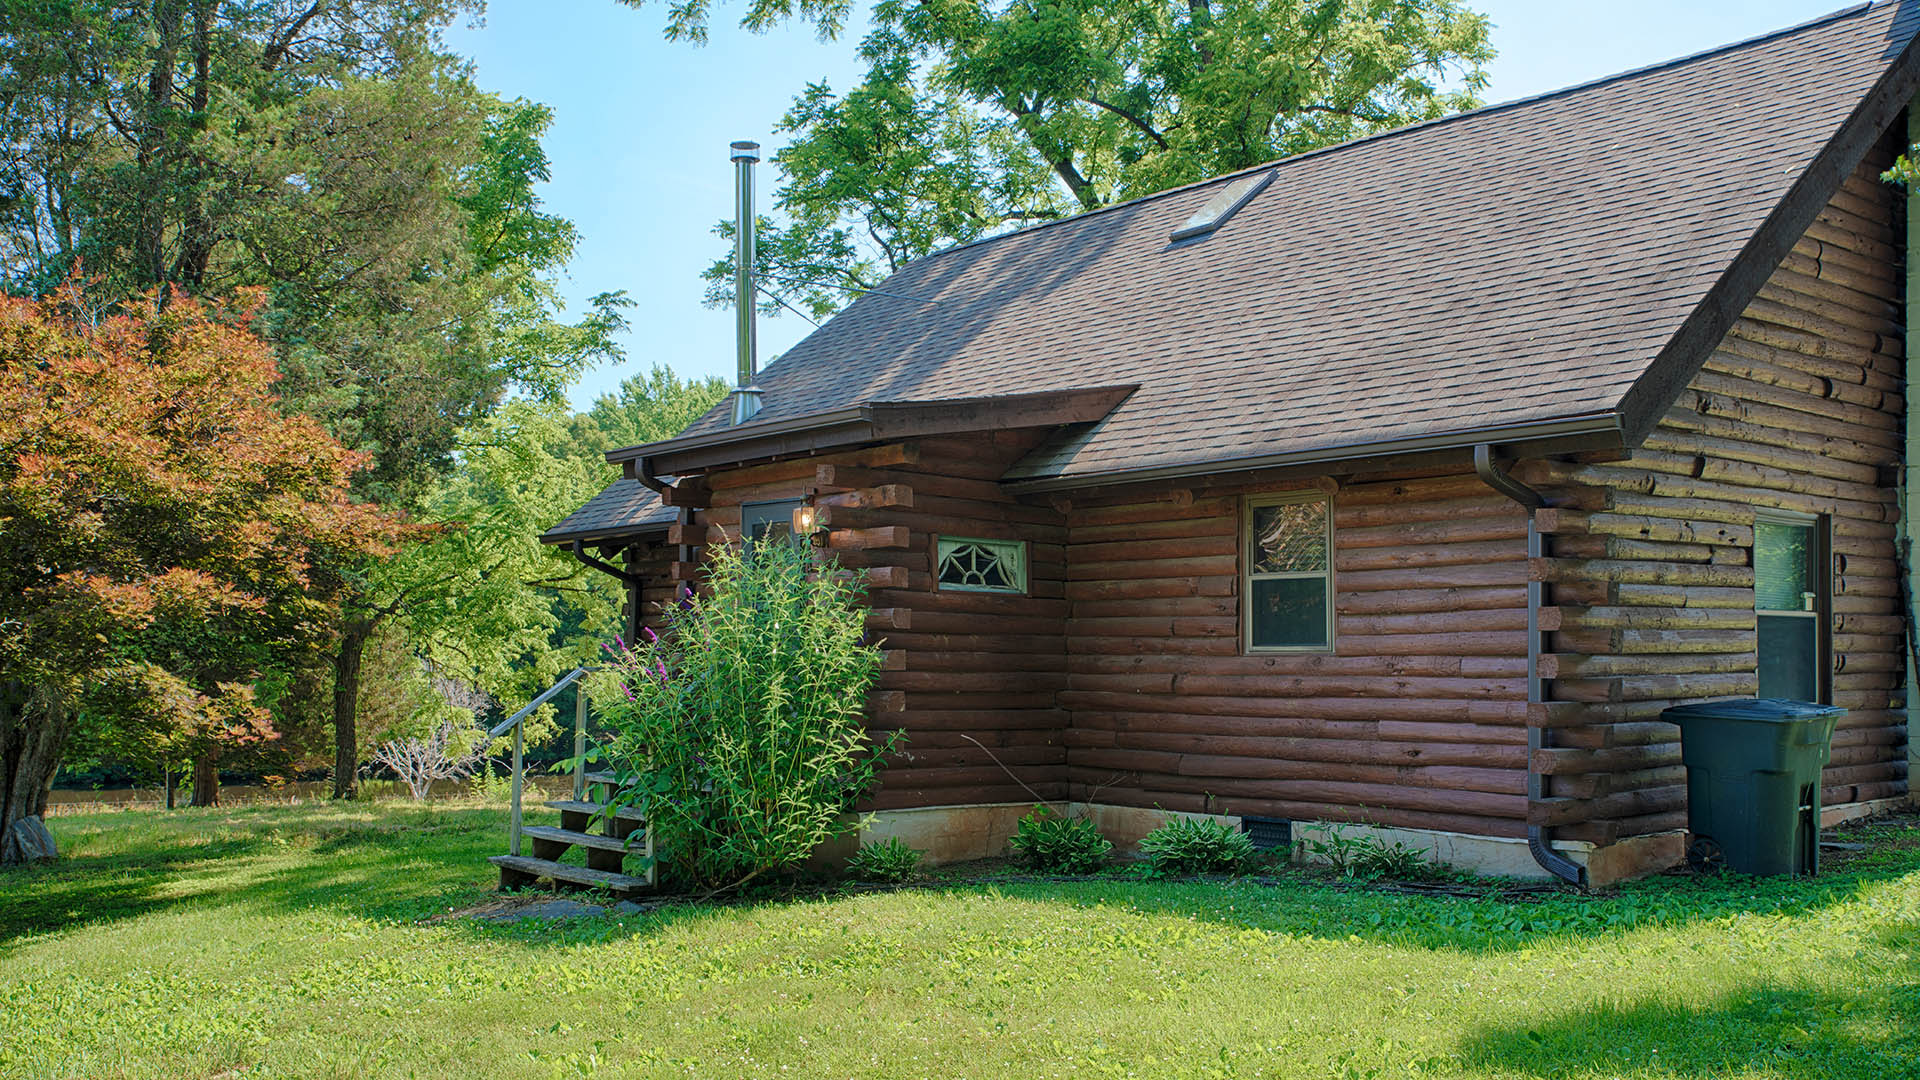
[1687,836,1726,874]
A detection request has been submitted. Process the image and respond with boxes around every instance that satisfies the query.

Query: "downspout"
[570,541,645,645]
[1475,444,1587,886]
[1905,105,1919,807]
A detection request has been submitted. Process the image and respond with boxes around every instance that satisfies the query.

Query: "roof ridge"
[910,2,1880,267]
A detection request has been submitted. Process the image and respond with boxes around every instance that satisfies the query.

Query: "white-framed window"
[935,536,1027,594]
[1245,492,1333,652]
[1755,510,1829,702]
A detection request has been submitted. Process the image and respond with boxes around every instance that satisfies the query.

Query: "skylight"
[1170,170,1274,241]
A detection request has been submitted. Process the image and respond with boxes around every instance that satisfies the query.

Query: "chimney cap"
[730,140,761,162]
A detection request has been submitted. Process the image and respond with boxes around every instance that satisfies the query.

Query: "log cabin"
[543,4,1920,886]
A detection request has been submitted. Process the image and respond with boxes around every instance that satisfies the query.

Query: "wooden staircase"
[483,667,656,898]
[489,772,654,897]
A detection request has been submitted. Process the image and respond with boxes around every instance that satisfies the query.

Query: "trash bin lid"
[1662,698,1845,723]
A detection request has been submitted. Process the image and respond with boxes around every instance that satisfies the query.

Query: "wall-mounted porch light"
[791,500,824,545]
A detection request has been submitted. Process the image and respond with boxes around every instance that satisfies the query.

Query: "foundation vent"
[1240,816,1292,851]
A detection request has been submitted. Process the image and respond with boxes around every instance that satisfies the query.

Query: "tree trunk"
[1,683,71,864]
[139,0,185,291]
[331,620,371,799]
[174,0,216,288]
[189,755,219,807]
[164,766,176,810]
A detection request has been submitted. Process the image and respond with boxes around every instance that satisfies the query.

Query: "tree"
[0,284,403,862]
[366,675,493,800]
[372,366,726,742]
[642,0,1494,317]
[569,365,732,458]
[0,4,632,798]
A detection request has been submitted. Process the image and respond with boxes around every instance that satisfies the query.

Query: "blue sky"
[442,1,1861,410]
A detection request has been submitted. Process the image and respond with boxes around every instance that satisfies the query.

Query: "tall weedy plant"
[591,538,895,891]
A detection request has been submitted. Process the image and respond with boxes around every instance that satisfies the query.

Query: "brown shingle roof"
[651,2,1920,488]
[543,478,674,544]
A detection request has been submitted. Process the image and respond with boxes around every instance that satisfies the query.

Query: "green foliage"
[591,539,893,891]
[569,365,732,457]
[846,836,923,883]
[673,0,1494,317]
[1137,815,1254,877]
[1296,824,1439,881]
[4,803,1920,1078]
[1009,806,1112,874]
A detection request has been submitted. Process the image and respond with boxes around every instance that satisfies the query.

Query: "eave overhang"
[1614,13,1920,443]
[1002,411,1627,493]
[605,385,1139,477]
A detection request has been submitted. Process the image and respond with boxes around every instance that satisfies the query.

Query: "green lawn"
[2,802,1916,1080]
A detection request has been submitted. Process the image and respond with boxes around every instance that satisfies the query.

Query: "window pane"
[1758,614,1818,701]
[1755,521,1811,612]
[1252,500,1328,574]
[1251,576,1327,649]
[937,538,1025,593]
[742,500,802,555]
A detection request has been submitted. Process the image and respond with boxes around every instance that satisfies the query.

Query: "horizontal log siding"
[1060,473,1535,837]
[675,430,1070,810]
[1517,147,1909,843]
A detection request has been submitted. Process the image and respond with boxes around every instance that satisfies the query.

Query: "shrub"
[1009,806,1111,874]
[1350,834,1440,880]
[591,539,896,892]
[1296,825,1439,881]
[1138,816,1255,876]
[846,837,923,883]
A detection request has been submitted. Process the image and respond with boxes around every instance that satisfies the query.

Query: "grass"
[1,802,1916,1079]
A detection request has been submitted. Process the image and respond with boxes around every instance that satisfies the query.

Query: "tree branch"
[1085,96,1168,149]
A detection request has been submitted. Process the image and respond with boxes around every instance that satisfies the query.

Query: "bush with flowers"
[587,537,896,892]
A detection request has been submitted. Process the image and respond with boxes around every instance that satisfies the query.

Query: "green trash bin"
[1662,698,1843,876]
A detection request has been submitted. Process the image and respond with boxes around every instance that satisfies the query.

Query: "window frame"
[1753,509,1832,704]
[741,499,804,552]
[1242,491,1336,654]
[931,534,1030,595]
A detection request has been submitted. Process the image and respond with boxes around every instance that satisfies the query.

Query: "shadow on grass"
[0,829,269,946]
[0,802,511,946]
[1459,981,1920,1079]
[10,804,1918,961]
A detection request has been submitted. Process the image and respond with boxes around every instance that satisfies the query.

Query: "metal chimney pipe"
[730,140,763,425]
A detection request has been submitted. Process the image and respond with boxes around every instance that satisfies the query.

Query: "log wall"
[1514,144,1909,843]
[667,429,1072,809]
[631,141,1908,850]
[1057,471,1536,837]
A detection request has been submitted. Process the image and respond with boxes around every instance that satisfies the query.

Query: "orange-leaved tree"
[0,283,407,862]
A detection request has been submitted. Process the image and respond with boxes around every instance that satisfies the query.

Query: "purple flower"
[641,626,658,643]
[655,660,669,682]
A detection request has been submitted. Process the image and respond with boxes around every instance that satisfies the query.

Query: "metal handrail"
[495,665,600,858]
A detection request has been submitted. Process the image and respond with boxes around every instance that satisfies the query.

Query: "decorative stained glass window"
[1246,494,1332,651]
[937,537,1026,593]
[1755,515,1827,702]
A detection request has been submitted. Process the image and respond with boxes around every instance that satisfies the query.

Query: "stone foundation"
[820,803,1689,886]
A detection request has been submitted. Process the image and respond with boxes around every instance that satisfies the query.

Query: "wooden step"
[544,799,646,823]
[584,770,620,786]
[520,825,642,854]
[489,854,650,896]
